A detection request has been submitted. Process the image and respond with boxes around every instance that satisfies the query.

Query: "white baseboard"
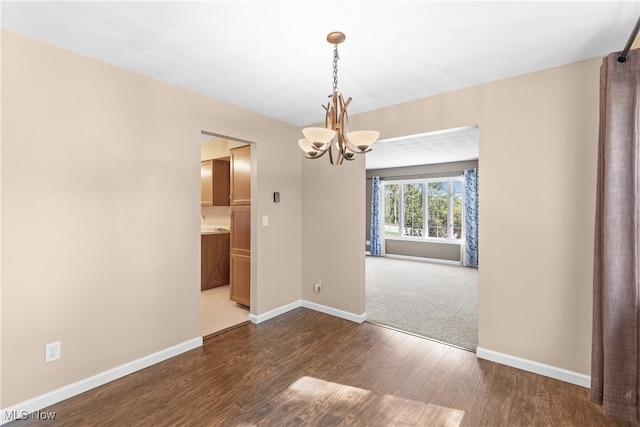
[476,347,591,388]
[249,300,302,324]
[301,300,367,323]
[1,337,202,425]
[384,254,462,266]
[3,301,366,424]
[249,300,367,324]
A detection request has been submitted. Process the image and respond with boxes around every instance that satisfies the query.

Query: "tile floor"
[201,285,250,338]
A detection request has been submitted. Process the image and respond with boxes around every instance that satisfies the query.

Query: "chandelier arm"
[305,147,330,160]
[348,147,373,154]
[345,136,372,154]
[328,143,337,165]
[344,141,359,153]
[338,105,349,145]
[327,95,339,130]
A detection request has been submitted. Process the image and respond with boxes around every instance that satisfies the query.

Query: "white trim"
[0,337,202,425]
[476,347,591,388]
[2,300,368,424]
[301,300,367,323]
[384,254,462,266]
[384,236,462,245]
[248,300,302,324]
[250,300,367,325]
[383,176,463,241]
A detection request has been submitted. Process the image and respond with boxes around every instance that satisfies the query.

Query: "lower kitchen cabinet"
[230,253,250,307]
[201,233,230,291]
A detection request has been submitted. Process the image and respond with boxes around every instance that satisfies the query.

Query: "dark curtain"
[590,48,640,423]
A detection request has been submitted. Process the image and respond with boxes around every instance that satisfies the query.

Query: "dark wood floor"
[8,308,635,426]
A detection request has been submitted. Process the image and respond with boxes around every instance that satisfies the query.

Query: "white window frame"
[383,176,463,242]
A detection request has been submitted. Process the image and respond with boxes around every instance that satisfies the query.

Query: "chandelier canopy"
[298,32,379,165]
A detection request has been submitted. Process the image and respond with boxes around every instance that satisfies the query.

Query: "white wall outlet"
[45,341,61,363]
[314,279,322,293]
[262,215,269,226]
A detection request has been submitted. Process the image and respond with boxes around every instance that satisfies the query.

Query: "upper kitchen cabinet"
[201,158,230,206]
[230,146,251,206]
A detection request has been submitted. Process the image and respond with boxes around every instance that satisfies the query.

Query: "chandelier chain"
[332,44,340,94]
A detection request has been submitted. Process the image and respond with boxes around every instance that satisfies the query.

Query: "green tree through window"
[384,184,399,236]
[427,181,448,237]
[403,183,423,236]
[453,180,462,238]
[382,177,463,240]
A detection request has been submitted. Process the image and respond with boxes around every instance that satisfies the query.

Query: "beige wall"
[2,27,602,409]
[351,57,600,375]
[301,156,367,315]
[200,137,231,227]
[200,137,231,161]
[1,30,302,406]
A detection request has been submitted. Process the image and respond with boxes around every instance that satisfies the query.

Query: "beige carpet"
[365,256,478,351]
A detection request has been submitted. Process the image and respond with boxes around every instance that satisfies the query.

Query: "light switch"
[262,215,269,226]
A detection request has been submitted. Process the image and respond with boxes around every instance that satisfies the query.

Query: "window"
[384,184,400,236]
[383,177,463,241]
[403,183,423,236]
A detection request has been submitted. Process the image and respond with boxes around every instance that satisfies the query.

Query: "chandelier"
[298,32,379,165]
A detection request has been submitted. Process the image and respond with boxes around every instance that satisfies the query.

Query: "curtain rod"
[618,16,640,63]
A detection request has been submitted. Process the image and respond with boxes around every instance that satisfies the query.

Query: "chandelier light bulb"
[298,138,318,156]
[302,127,336,148]
[347,131,380,150]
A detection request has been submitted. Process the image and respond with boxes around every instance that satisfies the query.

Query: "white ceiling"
[2,1,638,169]
[366,126,479,170]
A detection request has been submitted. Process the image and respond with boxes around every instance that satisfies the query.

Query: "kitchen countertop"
[201,225,230,235]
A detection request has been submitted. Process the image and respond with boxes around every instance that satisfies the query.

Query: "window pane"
[453,180,462,239]
[384,184,400,236]
[403,183,423,236]
[428,181,448,238]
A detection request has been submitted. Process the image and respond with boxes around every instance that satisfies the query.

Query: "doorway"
[364,126,479,351]
[200,132,252,338]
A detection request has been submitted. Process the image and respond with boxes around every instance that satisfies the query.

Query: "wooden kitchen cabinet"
[201,159,230,207]
[201,232,230,291]
[230,206,250,257]
[230,145,251,306]
[230,146,251,206]
[230,253,250,306]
